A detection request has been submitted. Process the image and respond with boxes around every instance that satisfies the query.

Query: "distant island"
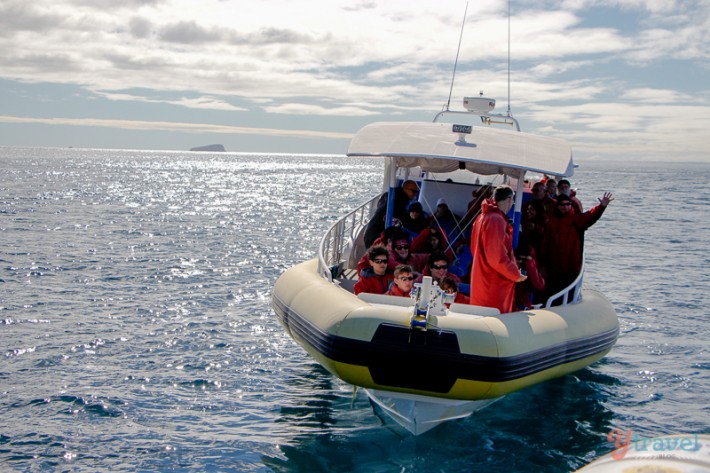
[190,144,226,152]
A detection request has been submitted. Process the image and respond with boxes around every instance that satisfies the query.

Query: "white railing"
[544,257,585,307]
[318,195,379,281]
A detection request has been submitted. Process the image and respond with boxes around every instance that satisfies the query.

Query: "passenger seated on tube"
[415,251,461,288]
[353,246,394,296]
[357,226,427,276]
[385,264,415,298]
[440,276,470,306]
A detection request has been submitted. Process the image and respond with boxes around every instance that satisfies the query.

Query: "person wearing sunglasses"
[390,233,428,274]
[356,227,426,276]
[539,191,614,302]
[354,246,394,296]
[416,251,461,287]
[385,265,416,298]
[557,179,583,213]
[470,185,528,314]
[440,276,470,305]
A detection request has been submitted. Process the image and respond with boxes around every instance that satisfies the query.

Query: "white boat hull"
[365,388,500,435]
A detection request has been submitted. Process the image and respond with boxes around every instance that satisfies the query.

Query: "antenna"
[445,2,469,111]
[507,0,511,116]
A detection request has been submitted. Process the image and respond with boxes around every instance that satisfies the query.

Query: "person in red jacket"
[440,276,470,306]
[357,227,427,276]
[469,185,527,313]
[557,179,583,214]
[416,251,461,286]
[521,181,555,253]
[539,192,614,301]
[514,245,546,310]
[385,265,415,297]
[354,246,394,295]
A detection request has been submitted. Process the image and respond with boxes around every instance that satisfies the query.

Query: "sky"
[0,0,708,162]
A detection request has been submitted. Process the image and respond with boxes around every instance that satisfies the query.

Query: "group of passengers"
[354,178,614,314]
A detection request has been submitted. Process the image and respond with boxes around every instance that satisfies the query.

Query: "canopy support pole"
[512,169,526,249]
[384,157,397,228]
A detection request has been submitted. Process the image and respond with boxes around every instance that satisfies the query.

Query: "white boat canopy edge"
[346,122,575,177]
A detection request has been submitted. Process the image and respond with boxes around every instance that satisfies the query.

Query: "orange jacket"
[469,200,522,313]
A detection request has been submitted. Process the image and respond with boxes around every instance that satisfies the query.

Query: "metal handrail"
[544,257,585,307]
[317,195,379,281]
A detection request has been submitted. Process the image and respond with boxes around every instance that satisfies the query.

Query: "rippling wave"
[1,147,707,472]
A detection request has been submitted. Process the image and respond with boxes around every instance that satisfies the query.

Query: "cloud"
[0,0,707,160]
[621,88,698,104]
[524,101,710,159]
[0,2,65,33]
[92,90,249,111]
[0,115,353,139]
[158,20,225,44]
[263,103,379,116]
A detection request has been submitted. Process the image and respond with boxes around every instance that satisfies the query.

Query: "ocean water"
[1,147,708,472]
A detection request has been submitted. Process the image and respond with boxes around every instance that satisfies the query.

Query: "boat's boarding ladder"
[318,196,586,310]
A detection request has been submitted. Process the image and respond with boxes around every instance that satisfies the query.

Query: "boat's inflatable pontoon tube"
[272,259,619,401]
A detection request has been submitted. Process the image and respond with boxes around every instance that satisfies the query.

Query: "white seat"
[357,292,414,307]
[448,303,500,316]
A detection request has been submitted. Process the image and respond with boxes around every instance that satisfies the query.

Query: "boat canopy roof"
[347,122,574,177]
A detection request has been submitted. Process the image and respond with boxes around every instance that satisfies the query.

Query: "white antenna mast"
[445,2,469,111]
[507,0,512,116]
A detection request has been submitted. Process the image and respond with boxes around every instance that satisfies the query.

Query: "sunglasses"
[397,276,414,281]
[371,259,388,264]
[394,245,409,250]
[431,263,448,270]
[558,202,572,207]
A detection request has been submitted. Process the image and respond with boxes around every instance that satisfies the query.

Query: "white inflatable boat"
[272,98,619,434]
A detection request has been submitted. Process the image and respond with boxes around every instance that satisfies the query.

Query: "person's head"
[408,201,423,219]
[427,251,449,280]
[402,180,419,200]
[546,179,558,196]
[531,182,546,201]
[367,246,389,275]
[393,264,414,293]
[426,226,442,249]
[435,198,449,216]
[383,226,407,249]
[557,179,571,196]
[493,185,515,213]
[440,276,459,295]
[555,194,573,215]
[392,237,411,260]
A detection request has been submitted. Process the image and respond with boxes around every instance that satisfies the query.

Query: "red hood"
[481,198,504,216]
[481,198,513,235]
